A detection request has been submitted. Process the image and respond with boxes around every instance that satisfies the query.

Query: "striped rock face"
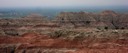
[0,32,128,53]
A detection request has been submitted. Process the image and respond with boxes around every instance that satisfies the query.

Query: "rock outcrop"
[55,10,128,29]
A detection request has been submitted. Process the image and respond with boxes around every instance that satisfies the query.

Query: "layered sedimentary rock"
[55,12,96,28]
[0,10,128,36]
[0,30,128,53]
[0,10,128,53]
[55,10,128,29]
[0,14,58,36]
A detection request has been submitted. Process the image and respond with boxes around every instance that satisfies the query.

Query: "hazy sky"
[0,0,128,8]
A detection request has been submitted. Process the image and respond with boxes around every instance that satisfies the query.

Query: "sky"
[0,0,128,8]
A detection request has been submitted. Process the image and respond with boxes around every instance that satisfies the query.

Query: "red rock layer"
[0,32,128,53]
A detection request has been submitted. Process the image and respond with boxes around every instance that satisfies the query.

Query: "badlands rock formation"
[0,10,128,53]
[55,10,128,29]
[0,30,128,53]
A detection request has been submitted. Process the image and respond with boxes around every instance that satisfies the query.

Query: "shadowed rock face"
[55,10,128,29]
[55,12,96,28]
